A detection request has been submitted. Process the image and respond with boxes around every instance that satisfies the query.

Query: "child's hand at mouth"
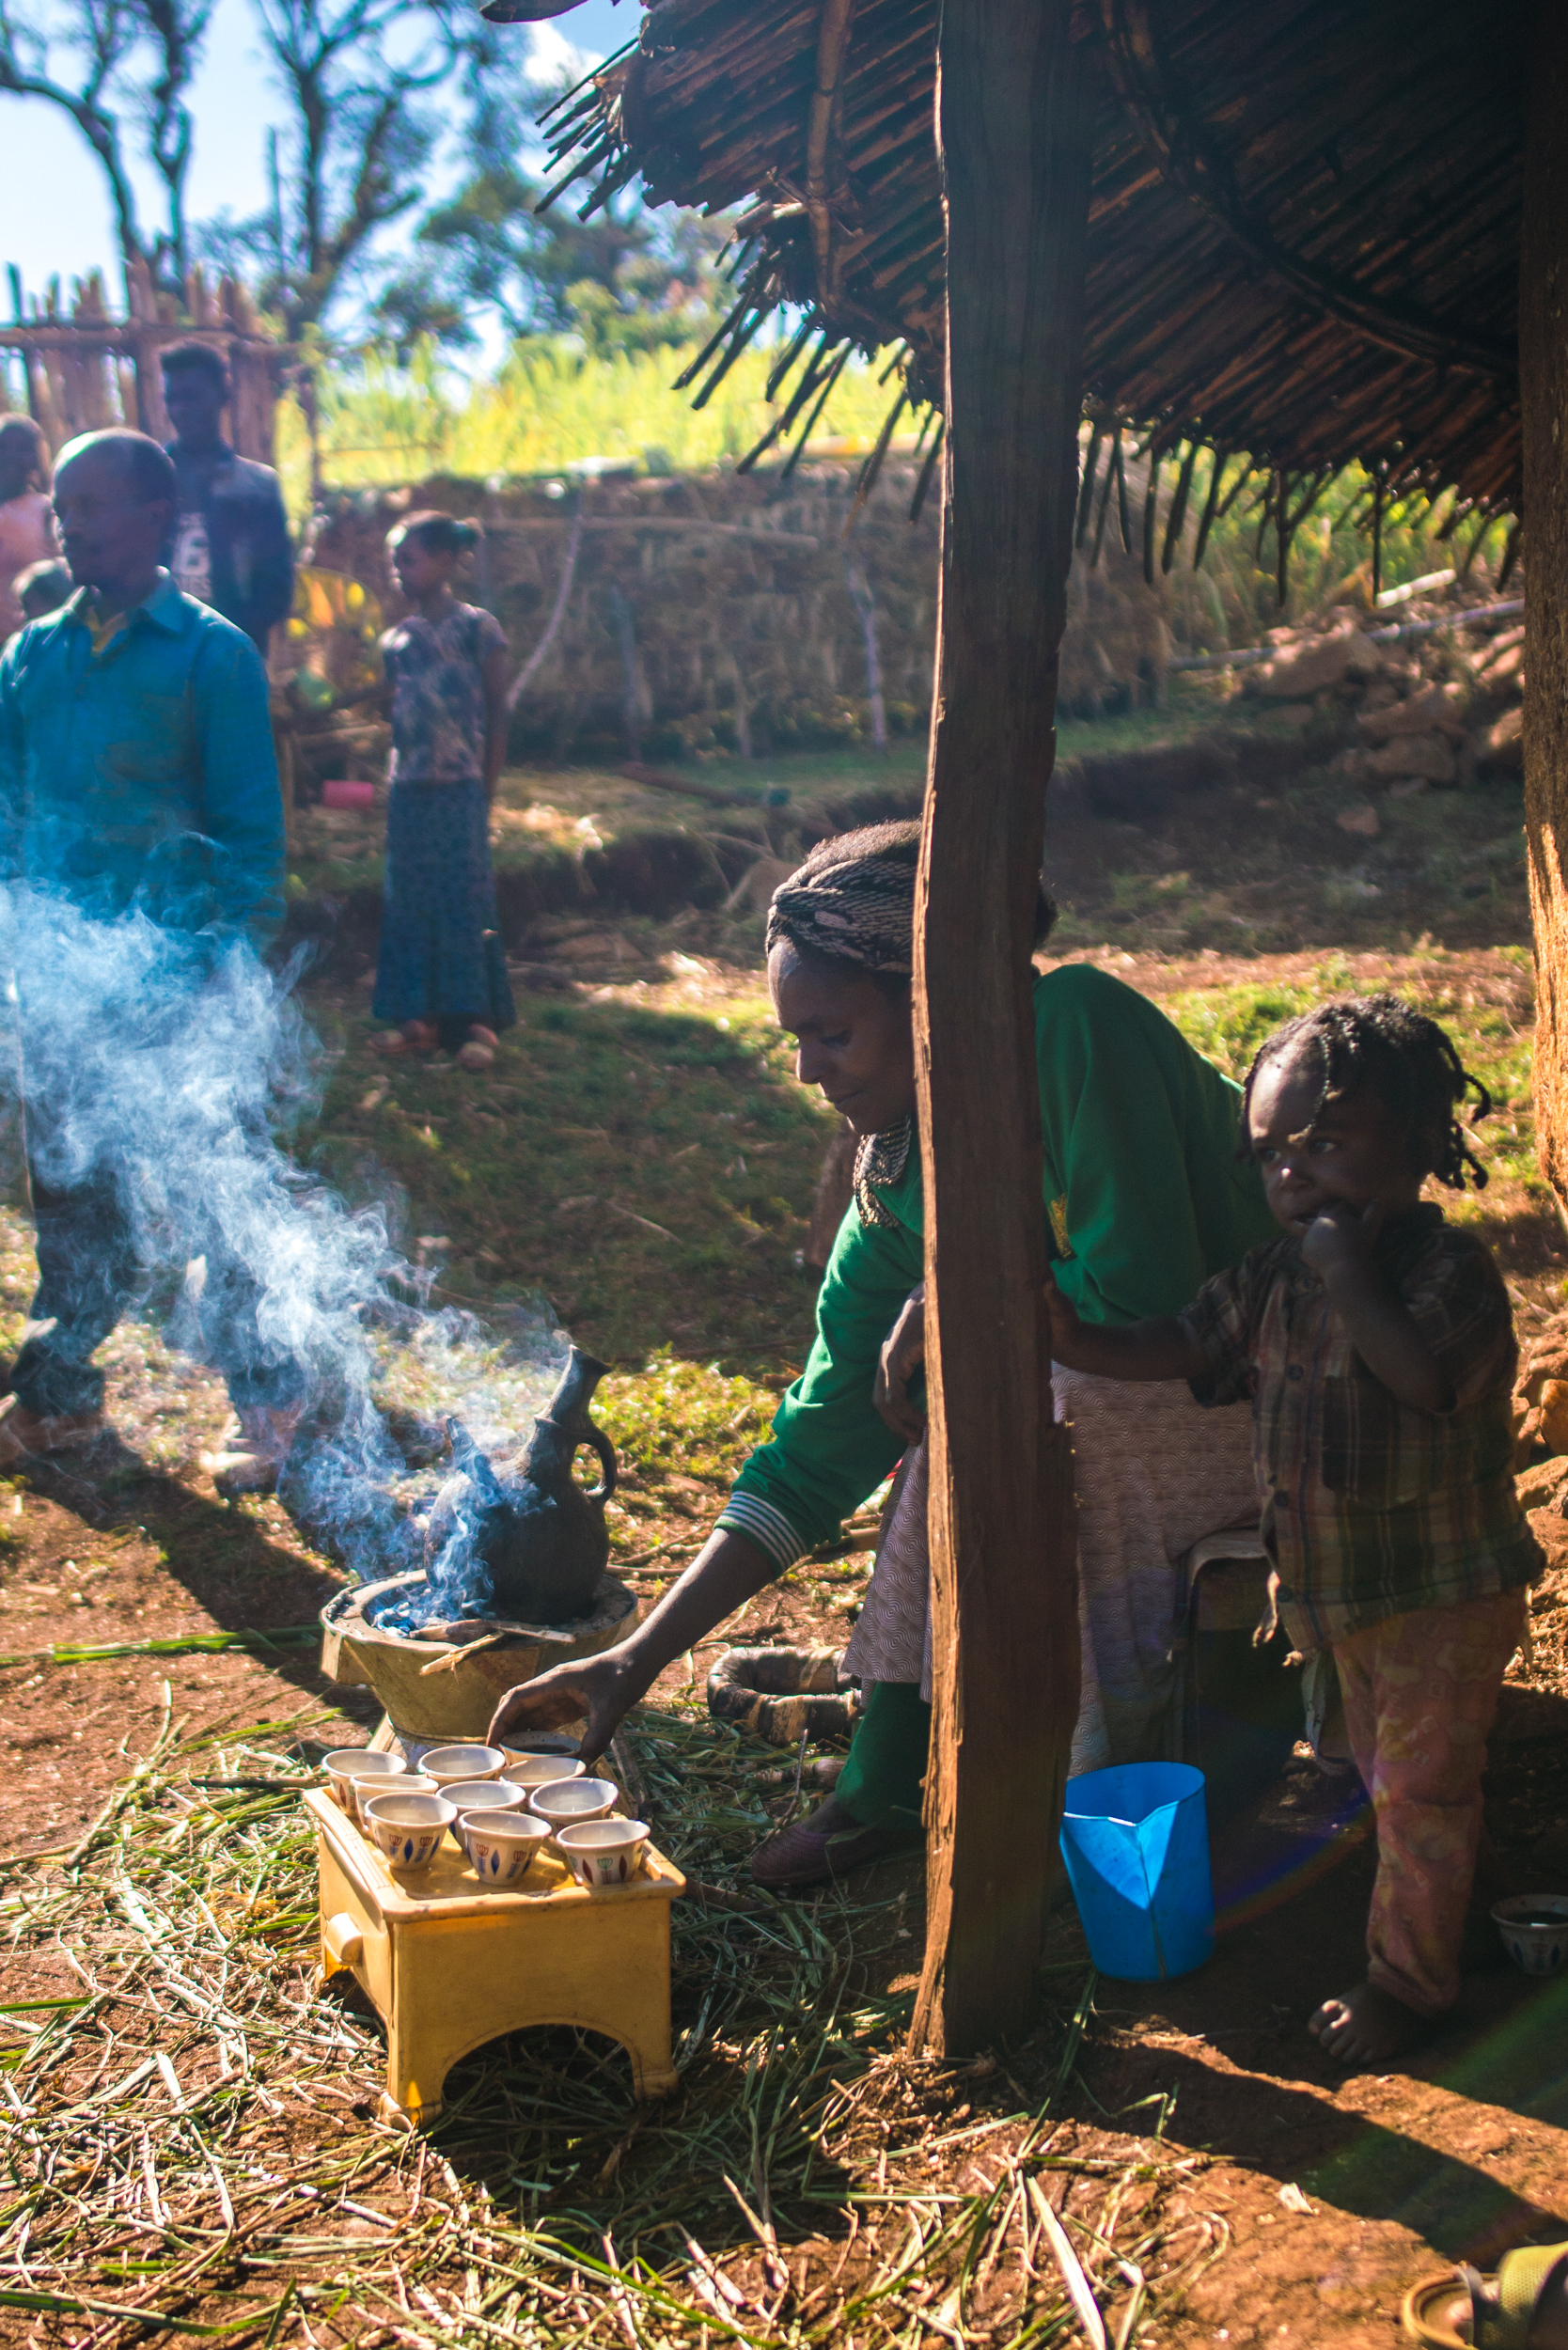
[1299,1198,1385,1277]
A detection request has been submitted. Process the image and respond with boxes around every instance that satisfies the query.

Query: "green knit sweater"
[717,964,1275,1572]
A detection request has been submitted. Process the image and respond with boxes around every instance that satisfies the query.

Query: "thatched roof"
[527,0,1526,546]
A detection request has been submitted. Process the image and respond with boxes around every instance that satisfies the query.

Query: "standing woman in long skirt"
[371,510,516,1073]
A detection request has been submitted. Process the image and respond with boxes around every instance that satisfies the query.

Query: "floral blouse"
[382,602,506,786]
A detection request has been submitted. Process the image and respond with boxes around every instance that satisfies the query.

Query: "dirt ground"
[7,1483,1568,2348]
[3,755,1568,2348]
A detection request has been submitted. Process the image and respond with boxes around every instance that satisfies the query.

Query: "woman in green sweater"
[491,822,1276,1885]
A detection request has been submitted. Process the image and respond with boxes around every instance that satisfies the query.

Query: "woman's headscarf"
[765,822,1056,1230]
[765,824,919,1227]
[764,823,918,978]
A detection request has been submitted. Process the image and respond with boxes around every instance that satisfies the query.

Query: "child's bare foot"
[1308,1980,1435,2068]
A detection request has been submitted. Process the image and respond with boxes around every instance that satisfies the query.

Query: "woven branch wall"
[306,459,1177,762]
[0,264,282,463]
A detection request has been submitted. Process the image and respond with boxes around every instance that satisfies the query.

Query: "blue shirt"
[0,572,285,947]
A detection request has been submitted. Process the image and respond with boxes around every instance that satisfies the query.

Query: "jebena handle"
[577,1424,618,1504]
[322,1912,365,1968]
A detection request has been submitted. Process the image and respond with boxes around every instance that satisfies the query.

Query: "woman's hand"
[874,1283,927,1440]
[487,1647,638,1765]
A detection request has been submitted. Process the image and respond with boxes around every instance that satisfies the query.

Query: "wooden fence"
[0,259,286,464]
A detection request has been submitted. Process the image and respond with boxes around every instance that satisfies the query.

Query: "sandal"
[1403,2245,1568,2346]
[749,1795,921,1889]
[375,1021,439,1057]
[456,1025,497,1073]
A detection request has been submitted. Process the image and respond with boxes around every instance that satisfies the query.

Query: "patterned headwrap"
[764,849,916,978]
[765,833,918,1226]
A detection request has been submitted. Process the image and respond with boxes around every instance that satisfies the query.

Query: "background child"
[14,557,72,624]
[0,418,55,643]
[1046,995,1540,2071]
[371,510,514,1073]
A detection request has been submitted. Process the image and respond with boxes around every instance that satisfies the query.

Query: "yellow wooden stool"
[306,1788,685,2123]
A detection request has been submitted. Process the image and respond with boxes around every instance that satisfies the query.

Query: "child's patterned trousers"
[1332,1587,1528,2014]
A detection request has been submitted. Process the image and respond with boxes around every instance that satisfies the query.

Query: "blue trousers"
[13,1152,303,1420]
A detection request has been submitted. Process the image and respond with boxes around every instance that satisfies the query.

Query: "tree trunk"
[1523,5,1568,1207]
[910,0,1091,2058]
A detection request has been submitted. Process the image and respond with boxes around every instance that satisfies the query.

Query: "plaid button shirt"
[1180,1203,1540,1652]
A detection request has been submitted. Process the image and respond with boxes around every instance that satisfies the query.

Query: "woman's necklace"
[853,1117,913,1228]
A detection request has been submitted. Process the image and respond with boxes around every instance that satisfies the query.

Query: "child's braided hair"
[1241,994,1494,1191]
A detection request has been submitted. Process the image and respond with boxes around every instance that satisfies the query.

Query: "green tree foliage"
[369,31,729,359]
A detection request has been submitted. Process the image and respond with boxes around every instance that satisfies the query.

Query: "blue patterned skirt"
[372,778,516,1030]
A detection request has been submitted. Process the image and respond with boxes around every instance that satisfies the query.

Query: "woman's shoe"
[374,1020,439,1057]
[456,1025,497,1073]
[749,1794,921,1889]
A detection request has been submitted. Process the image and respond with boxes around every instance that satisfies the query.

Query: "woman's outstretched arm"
[487,1528,776,1762]
[1044,1272,1208,1384]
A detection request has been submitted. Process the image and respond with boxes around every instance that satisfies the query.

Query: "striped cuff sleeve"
[714,1494,809,1576]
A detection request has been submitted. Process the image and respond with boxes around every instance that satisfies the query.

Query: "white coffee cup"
[530,1777,619,1831]
[418,1744,507,1787]
[362,1792,456,1872]
[557,1817,651,1889]
[323,1748,407,1816]
[463,1810,551,1887]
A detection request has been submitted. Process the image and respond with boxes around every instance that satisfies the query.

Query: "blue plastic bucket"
[1058,1762,1215,1982]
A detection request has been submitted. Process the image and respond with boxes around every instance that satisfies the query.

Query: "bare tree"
[0,0,213,293]
[199,0,455,337]
[140,0,212,283]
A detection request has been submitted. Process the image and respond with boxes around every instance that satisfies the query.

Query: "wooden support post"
[909,0,1091,2058]
[1522,3,1568,1212]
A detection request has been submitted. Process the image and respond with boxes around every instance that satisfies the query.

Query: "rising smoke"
[5,885,567,1606]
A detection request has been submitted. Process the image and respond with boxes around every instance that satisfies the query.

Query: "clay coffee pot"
[424,1347,618,1623]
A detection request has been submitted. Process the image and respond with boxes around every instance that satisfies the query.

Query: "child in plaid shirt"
[1046,995,1540,2070]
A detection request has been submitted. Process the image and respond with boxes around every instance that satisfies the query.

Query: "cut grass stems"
[0,1628,322,1670]
[0,1697,1228,2348]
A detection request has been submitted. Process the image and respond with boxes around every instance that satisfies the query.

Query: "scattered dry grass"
[0,751,1558,2345]
[0,1700,1229,2350]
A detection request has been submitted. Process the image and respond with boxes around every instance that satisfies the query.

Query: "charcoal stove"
[318,1569,637,1745]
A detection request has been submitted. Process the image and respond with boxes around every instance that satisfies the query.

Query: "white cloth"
[841,1368,1261,1776]
[170,509,213,604]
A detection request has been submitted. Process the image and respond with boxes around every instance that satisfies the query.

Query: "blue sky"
[0,0,636,315]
